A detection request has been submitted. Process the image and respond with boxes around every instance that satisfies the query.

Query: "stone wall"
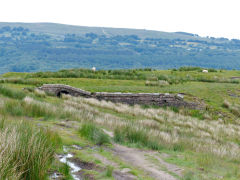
[39,84,201,109]
[39,84,92,97]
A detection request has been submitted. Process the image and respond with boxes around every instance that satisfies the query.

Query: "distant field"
[2,68,240,121]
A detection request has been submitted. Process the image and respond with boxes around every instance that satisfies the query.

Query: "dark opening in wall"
[57,90,70,98]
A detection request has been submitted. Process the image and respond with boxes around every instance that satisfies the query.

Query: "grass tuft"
[114,125,164,150]
[79,123,110,145]
[0,120,62,180]
[105,165,114,177]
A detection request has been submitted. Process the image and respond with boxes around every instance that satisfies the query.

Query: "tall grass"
[0,78,42,86]
[34,89,46,98]
[114,125,164,150]
[0,85,26,99]
[72,96,240,160]
[26,68,239,85]
[0,120,62,180]
[1,98,56,118]
[79,123,110,145]
[28,68,149,80]
[223,100,240,116]
[2,93,240,161]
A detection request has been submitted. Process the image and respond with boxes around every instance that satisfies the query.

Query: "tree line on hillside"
[0,26,240,73]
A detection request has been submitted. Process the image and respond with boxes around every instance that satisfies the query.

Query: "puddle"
[72,145,82,150]
[50,171,63,179]
[58,146,82,180]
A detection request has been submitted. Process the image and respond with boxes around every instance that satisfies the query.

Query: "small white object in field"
[177,93,184,99]
[92,67,96,72]
[202,69,208,73]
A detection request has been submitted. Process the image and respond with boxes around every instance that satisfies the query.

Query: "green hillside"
[0,22,239,73]
[0,22,210,39]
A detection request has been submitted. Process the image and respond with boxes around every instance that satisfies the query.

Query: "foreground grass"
[0,119,62,180]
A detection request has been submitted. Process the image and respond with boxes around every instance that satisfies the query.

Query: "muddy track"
[103,129,182,180]
[112,144,179,180]
[52,122,182,180]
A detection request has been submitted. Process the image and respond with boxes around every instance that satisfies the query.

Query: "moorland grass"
[1,69,240,179]
[0,77,42,86]
[79,123,110,145]
[0,120,62,180]
[114,125,164,150]
[4,69,239,120]
[25,68,240,85]
[1,98,56,118]
[0,85,26,99]
[222,100,240,116]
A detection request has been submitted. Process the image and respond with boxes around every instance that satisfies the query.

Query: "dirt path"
[112,144,179,180]
[51,123,182,180]
[102,129,182,180]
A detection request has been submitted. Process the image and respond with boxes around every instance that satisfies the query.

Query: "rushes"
[79,122,110,145]
[0,127,21,180]
[114,125,164,150]
[0,120,61,180]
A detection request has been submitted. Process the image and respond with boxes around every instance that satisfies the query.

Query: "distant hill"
[0,22,209,39]
[0,22,239,73]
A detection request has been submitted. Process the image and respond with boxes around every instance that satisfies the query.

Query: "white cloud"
[0,0,239,39]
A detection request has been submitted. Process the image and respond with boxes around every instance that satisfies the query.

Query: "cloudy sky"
[0,0,239,39]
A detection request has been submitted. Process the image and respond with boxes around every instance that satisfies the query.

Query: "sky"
[0,0,240,39]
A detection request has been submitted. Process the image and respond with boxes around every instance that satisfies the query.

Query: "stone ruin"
[39,84,202,109]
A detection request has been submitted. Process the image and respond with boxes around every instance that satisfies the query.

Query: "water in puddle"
[58,146,82,180]
[50,172,62,179]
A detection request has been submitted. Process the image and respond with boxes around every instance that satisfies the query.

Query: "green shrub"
[79,123,110,145]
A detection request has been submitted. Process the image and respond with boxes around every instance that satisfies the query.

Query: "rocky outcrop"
[39,84,201,109]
